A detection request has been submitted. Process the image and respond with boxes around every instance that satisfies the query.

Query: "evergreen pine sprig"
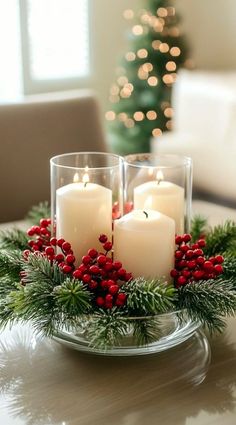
[124,277,176,315]
[0,249,22,281]
[204,221,236,256]
[21,253,65,288]
[191,215,208,242]
[25,201,50,224]
[54,279,92,317]
[0,228,29,251]
[133,317,163,346]
[176,278,236,333]
[86,309,130,349]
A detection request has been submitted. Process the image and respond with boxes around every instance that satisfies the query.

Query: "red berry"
[88,248,98,258]
[175,250,183,260]
[176,260,187,269]
[125,272,133,282]
[105,302,113,309]
[193,249,203,257]
[101,280,108,289]
[109,285,119,295]
[82,274,91,283]
[96,297,104,307]
[107,279,115,286]
[23,249,31,258]
[57,238,65,247]
[175,235,183,245]
[40,218,49,228]
[117,268,126,278]
[106,257,113,263]
[103,241,112,251]
[170,269,179,278]
[196,256,205,265]
[27,228,35,236]
[63,265,72,274]
[183,234,191,243]
[117,293,127,302]
[66,254,75,264]
[32,244,40,251]
[62,242,71,252]
[97,255,107,265]
[40,227,49,236]
[209,256,216,264]
[78,264,87,274]
[191,243,199,250]
[55,253,64,263]
[185,250,194,259]
[182,270,191,278]
[82,255,91,265]
[180,245,189,253]
[193,270,204,280]
[215,255,224,264]
[187,260,196,269]
[105,294,113,303]
[104,263,113,272]
[28,240,35,248]
[203,261,214,272]
[73,269,82,279]
[99,234,108,243]
[177,276,187,285]
[89,265,100,274]
[198,239,206,248]
[214,264,223,274]
[113,261,122,270]
[89,280,98,290]
[50,237,57,246]
[45,246,54,256]
[33,226,41,235]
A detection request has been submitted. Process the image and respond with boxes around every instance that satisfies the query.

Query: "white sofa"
[152,70,236,205]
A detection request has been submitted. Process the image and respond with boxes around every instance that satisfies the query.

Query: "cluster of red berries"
[24,220,131,310]
[170,234,224,288]
[24,219,76,274]
[73,234,132,309]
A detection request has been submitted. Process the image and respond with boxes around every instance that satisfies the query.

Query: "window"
[0,0,90,101]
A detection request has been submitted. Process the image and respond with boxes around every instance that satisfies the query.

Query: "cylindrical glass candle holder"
[50,152,123,263]
[124,154,192,234]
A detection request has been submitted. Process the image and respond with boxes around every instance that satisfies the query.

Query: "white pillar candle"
[134,172,184,234]
[56,173,112,263]
[114,209,175,281]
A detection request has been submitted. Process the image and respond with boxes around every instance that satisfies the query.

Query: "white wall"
[177,0,236,70]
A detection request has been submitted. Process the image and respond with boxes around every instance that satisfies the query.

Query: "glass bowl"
[52,311,201,356]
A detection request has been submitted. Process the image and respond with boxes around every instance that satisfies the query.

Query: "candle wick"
[157,179,161,185]
[143,211,148,219]
[84,181,88,188]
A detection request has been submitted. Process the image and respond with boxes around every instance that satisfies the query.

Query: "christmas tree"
[106,1,190,155]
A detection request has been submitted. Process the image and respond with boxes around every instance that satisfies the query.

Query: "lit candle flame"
[82,166,89,186]
[156,170,164,184]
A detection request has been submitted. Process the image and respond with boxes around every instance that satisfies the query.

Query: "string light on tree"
[107,0,189,154]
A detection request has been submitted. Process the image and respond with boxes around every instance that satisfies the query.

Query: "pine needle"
[191,215,208,242]
[205,221,236,256]
[176,278,236,333]
[0,228,28,251]
[124,278,176,315]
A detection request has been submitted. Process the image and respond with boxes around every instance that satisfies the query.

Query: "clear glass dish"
[52,311,201,356]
